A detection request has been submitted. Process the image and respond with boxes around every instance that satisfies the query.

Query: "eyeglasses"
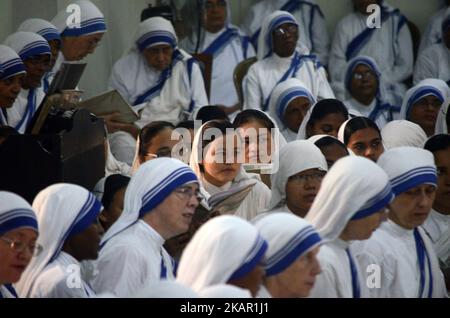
[0,236,43,256]
[353,71,375,80]
[146,149,172,158]
[288,171,326,184]
[205,0,227,10]
[174,186,205,202]
[273,24,298,37]
[414,98,442,109]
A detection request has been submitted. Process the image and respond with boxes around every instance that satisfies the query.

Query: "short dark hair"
[314,136,349,155]
[138,121,175,157]
[233,109,275,130]
[343,116,381,145]
[424,134,450,154]
[102,174,130,210]
[307,99,349,132]
[195,106,228,123]
[176,120,195,130]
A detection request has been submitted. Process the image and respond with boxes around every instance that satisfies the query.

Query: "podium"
[0,109,106,203]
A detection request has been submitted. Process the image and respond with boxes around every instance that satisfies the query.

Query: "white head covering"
[100,158,198,247]
[52,0,106,37]
[305,156,394,242]
[257,10,299,60]
[200,284,252,298]
[132,280,198,298]
[16,183,102,297]
[269,140,327,210]
[400,79,450,121]
[177,215,268,293]
[381,120,428,150]
[268,78,316,132]
[4,32,51,61]
[0,45,26,80]
[435,97,449,134]
[0,191,38,236]
[254,212,322,276]
[17,18,61,43]
[377,147,437,196]
[134,17,178,52]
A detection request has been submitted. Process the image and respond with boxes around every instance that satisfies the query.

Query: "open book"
[75,90,139,124]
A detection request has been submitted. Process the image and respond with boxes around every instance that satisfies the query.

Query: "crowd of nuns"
[1,0,450,298]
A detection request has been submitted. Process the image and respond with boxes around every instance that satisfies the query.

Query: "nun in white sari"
[16,184,102,298]
[93,158,199,297]
[306,156,395,298]
[189,121,271,221]
[353,147,448,298]
[3,32,51,134]
[381,120,428,150]
[254,212,322,298]
[419,3,449,54]
[51,0,107,72]
[241,0,330,65]
[177,215,268,297]
[266,140,327,218]
[180,0,255,115]
[243,11,334,112]
[267,78,316,142]
[435,97,449,134]
[0,192,39,298]
[329,0,413,98]
[0,45,26,127]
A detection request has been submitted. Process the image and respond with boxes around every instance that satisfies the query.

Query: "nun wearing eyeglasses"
[243,11,334,112]
[15,184,103,298]
[253,212,322,298]
[180,0,255,117]
[177,215,268,297]
[241,0,330,66]
[266,140,327,218]
[342,56,401,129]
[3,32,51,134]
[93,158,201,297]
[306,156,394,298]
[329,0,413,98]
[107,17,208,165]
[414,8,450,85]
[51,0,107,72]
[400,79,450,137]
[0,192,39,298]
[267,78,316,142]
[353,147,447,298]
[0,45,26,127]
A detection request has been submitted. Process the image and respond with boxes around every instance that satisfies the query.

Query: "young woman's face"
[65,221,103,261]
[319,143,349,168]
[307,112,347,138]
[284,97,311,133]
[389,184,436,229]
[285,168,326,218]
[350,64,378,103]
[433,147,450,213]
[238,120,273,164]
[347,127,384,162]
[0,74,23,107]
[409,95,442,136]
[203,135,242,186]
[0,228,38,284]
[271,246,321,298]
[141,127,177,163]
[341,209,387,240]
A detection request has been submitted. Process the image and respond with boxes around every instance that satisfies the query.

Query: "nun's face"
[22,54,51,89]
[228,265,265,297]
[307,112,347,138]
[270,246,321,298]
[285,168,326,218]
[350,64,377,104]
[149,183,200,240]
[140,127,177,163]
[409,96,442,137]
[143,44,173,72]
[272,23,298,58]
[61,33,104,61]
[341,209,387,240]
[433,147,450,213]
[347,127,384,162]
[63,220,103,261]
[202,135,242,186]
[284,97,311,133]
[0,228,38,284]
[318,143,349,168]
[203,0,227,33]
[389,184,436,229]
[0,74,23,108]
[238,120,273,164]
